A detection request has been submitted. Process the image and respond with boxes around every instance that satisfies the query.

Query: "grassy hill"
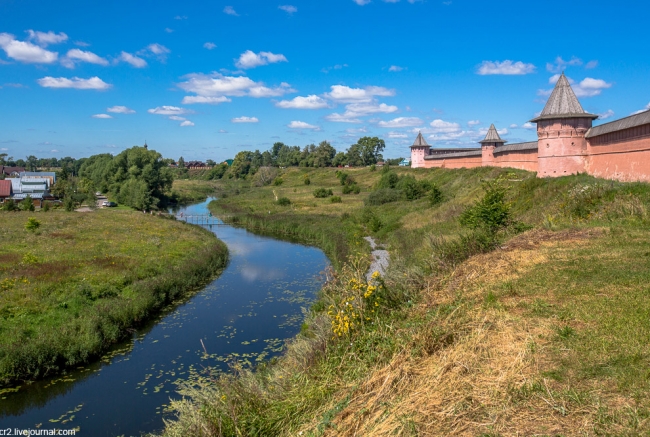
[158,166,650,436]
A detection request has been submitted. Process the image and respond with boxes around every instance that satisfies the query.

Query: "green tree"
[0,153,7,165]
[26,155,38,171]
[177,156,185,168]
[21,195,35,211]
[356,136,385,166]
[312,141,336,167]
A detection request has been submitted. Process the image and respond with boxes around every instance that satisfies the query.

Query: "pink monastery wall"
[422,155,482,169]
[492,150,538,172]
[586,124,650,182]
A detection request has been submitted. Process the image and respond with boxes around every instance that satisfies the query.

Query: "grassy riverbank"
[0,209,228,386]
[159,166,650,436]
[170,179,220,204]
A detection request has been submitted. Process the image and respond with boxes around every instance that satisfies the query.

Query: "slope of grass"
[0,209,228,386]
[158,166,650,436]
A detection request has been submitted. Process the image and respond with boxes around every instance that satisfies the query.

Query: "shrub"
[369,164,376,172]
[2,200,18,211]
[64,196,75,212]
[330,196,342,203]
[276,197,291,206]
[25,217,41,232]
[377,171,400,189]
[396,175,430,200]
[365,188,402,206]
[428,185,444,206]
[313,188,333,198]
[42,201,50,212]
[460,179,511,233]
[21,195,35,212]
[273,177,284,186]
[303,174,311,185]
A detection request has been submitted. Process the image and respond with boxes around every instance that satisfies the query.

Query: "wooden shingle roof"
[586,110,650,138]
[479,124,506,144]
[530,73,597,122]
[410,131,430,148]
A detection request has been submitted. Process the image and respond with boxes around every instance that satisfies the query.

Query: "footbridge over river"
[173,213,232,226]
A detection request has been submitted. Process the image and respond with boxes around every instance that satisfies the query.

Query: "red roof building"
[0,179,12,199]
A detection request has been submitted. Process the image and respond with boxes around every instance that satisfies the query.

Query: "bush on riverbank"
[0,210,228,386]
[159,167,650,436]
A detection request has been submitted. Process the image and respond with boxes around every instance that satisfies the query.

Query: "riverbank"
[0,209,228,387]
[159,166,650,436]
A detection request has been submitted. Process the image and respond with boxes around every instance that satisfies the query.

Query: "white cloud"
[344,102,398,116]
[522,122,535,129]
[597,109,615,120]
[353,0,371,4]
[387,131,408,138]
[119,51,147,68]
[288,120,319,130]
[63,49,109,68]
[107,105,135,114]
[204,42,217,50]
[232,116,259,123]
[235,50,288,69]
[276,95,329,109]
[178,73,293,100]
[321,64,348,73]
[224,6,239,15]
[546,56,582,73]
[180,120,194,127]
[26,30,68,46]
[0,33,58,63]
[377,117,423,128]
[325,113,362,123]
[279,5,297,13]
[145,43,170,56]
[585,60,598,69]
[147,106,191,115]
[430,119,461,133]
[50,149,59,153]
[509,123,518,128]
[182,95,232,104]
[37,76,111,90]
[165,28,174,33]
[92,114,112,119]
[388,65,404,72]
[168,116,186,121]
[467,120,480,126]
[477,60,536,75]
[174,15,188,20]
[324,84,395,103]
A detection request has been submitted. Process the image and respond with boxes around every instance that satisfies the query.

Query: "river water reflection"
[0,199,329,436]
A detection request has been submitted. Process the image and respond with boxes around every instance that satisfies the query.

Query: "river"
[0,199,330,436]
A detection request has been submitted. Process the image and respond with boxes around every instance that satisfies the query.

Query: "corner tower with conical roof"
[531,72,598,177]
[479,124,506,166]
[410,131,431,168]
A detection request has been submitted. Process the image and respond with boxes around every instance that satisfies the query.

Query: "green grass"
[157,166,650,436]
[170,179,220,204]
[0,208,228,386]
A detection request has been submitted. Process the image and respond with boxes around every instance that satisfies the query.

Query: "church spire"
[531,72,597,122]
[410,131,429,148]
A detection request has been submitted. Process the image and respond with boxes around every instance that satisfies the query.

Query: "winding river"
[0,199,330,436]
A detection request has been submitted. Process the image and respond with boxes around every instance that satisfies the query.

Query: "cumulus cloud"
[597,109,615,120]
[119,51,147,68]
[387,131,408,138]
[467,120,480,126]
[279,5,297,13]
[147,106,192,115]
[429,119,461,133]
[168,115,186,121]
[145,43,170,56]
[585,60,598,69]
[324,113,362,123]
[288,120,320,130]
[353,0,371,4]
[26,30,68,46]
[178,72,294,101]
[62,49,109,68]
[344,102,397,116]
[388,65,404,72]
[0,33,58,63]
[276,95,329,109]
[477,60,536,75]
[165,28,174,33]
[37,76,111,90]
[321,64,348,73]
[324,85,395,103]
[546,56,582,73]
[107,105,135,114]
[92,114,112,119]
[224,6,239,15]
[377,117,423,128]
[232,116,259,123]
[509,122,536,130]
[182,96,232,104]
[235,50,288,69]
[204,42,217,50]
[180,120,194,127]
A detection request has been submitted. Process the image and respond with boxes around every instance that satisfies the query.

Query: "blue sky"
[1,0,648,162]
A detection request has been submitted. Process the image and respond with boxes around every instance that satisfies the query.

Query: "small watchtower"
[479,124,506,166]
[410,131,431,168]
[531,72,598,177]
